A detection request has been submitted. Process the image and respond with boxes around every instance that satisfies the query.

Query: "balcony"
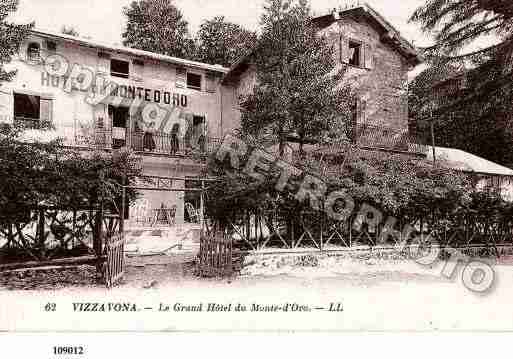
[351,123,427,155]
[73,129,222,156]
[288,123,427,163]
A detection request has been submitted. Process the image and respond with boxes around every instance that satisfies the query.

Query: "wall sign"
[41,71,188,108]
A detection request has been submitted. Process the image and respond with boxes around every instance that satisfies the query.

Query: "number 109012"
[53,346,84,355]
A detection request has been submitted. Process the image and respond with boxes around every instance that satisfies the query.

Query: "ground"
[1,251,513,331]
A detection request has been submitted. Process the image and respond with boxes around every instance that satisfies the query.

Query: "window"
[348,41,362,67]
[110,59,129,78]
[27,42,41,62]
[14,93,40,120]
[187,72,202,91]
[45,40,57,52]
[13,93,52,129]
[108,105,129,149]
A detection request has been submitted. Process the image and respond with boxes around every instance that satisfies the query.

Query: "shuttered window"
[27,42,41,63]
[187,72,202,91]
[111,59,130,78]
[341,37,373,69]
[348,41,362,67]
[176,68,187,88]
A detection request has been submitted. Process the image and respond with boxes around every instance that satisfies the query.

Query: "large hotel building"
[0,4,434,224]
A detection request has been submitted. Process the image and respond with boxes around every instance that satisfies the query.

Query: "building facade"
[0,29,243,224]
[0,4,423,224]
[223,4,423,153]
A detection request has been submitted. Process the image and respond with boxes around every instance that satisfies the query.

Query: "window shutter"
[364,43,373,69]
[40,98,53,124]
[97,52,110,74]
[132,59,144,82]
[176,68,186,88]
[358,99,367,123]
[206,73,217,93]
[340,35,349,64]
[332,35,341,64]
[0,91,13,124]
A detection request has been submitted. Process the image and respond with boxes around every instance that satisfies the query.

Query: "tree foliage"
[240,0,352,156]
[0,0,32,83]
[409,58,513,166]
[206,144,472,224]
[410,0,513,62]
[409,1,513,166]
[0,125,142,225]
[195,16,257,67]
[122,0,195,59]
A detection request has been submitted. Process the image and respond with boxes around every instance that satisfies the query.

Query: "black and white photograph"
[1,0,513,343]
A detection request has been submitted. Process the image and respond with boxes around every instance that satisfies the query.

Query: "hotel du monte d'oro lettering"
[40,70,188,108]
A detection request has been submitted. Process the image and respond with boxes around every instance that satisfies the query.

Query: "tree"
[0,125,142,225]
[0,0,32,83]
[61,25,79,37]
[411,0,513,61]
[409,1,513,166]
[240,0,352,157]
[122,0,195,59]
[195,16,257,67]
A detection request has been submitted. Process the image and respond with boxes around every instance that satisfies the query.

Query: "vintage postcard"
[1,0,513,336]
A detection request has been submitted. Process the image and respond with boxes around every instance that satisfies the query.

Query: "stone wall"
[317,16,410,131]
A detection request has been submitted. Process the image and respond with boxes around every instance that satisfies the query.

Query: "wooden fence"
[104,231,125,288]
[198,231,233,278]
[101,212,125,288]
[216,209,513,257]
[0,207,126,288]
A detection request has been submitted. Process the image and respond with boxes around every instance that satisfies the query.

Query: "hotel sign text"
[41,71,188,108]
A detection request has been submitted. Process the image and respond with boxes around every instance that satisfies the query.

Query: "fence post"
[120,177,126,235]
[94,209,104,281]
[200,179,205,231]
[320,211,324,252]
[38,208,45,258]
[349,216,352,248]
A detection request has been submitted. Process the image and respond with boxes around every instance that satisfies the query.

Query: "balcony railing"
[73,129,222,156]
[14,117,52,130]
[352,123,427,154]
[130,131,221,155]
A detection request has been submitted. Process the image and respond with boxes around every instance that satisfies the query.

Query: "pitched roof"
[313,3,423,65]
[426,146,513,177]
[223,2,423,83]
[30,28,229,74]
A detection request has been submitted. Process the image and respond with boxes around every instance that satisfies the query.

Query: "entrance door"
[109,105,129,149]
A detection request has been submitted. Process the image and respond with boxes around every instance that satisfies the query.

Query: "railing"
[130,131,221,155]
[72,129,222,156]
[14,117,52,130]
[354,123,427,154]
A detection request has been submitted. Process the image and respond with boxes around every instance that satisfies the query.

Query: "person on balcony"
[170,123,180,154]
[143,121,156,152]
